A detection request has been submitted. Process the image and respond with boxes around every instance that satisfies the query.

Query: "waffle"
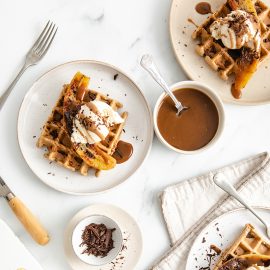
[213,224,270,270]
[192,0,270,81]
[37,79,127,177]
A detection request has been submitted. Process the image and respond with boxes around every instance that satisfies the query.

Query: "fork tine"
[38,27,58,59]
[35,22,54,54]
[30,21,51,52]
[36,23,56,55]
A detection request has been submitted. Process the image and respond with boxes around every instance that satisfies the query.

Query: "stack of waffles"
[214,224,270,270]
[192,0,270,81]
[37,73,127,176]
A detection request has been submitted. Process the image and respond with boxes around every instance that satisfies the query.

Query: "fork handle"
[0,64,28,111]
[8,196,50,245]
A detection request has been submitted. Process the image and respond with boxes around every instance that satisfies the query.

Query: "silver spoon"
[213,173,270,238]
[140,54,188,116]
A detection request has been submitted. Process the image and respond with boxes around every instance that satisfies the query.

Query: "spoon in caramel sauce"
[140,54,188,116]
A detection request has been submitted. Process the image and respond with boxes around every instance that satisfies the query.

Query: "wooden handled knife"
[0,176,50,245]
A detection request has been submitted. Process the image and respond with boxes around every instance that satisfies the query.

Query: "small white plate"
[170,0,270,105]
[186,207,270,270]
[72,215,123,266]
[64,203,143,270]
[17,60,153,195]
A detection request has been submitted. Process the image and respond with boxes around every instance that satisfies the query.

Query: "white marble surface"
[0,0,270,269]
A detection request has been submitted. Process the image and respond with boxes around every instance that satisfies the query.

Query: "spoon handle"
[214,174,268,228]
[140,54,180,106]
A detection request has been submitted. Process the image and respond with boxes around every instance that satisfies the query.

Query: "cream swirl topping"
[210,10,260,51]
[71,102,124,145]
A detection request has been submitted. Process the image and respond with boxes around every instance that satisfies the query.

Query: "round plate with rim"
[186,207,270,270]
[18,60,153,195]
[64,203,143,270]
[170,0,270,105]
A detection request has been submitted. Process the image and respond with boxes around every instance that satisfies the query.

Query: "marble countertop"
[1,0,270,269]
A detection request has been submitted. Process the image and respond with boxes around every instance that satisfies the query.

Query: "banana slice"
[63,72,116,171]
[228,0,261,99]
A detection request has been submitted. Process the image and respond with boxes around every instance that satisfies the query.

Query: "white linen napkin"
[152,152,270,270]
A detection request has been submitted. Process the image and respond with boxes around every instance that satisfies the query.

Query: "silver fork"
[0,21,57,111]
[214,173,270,239]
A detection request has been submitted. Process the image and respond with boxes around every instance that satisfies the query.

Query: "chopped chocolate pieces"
[197,244,221,270]
[64,105,81,135]
[238,47,259,66]
[80,223,116,257]
[113,74,119,80]
[218,258,248,270]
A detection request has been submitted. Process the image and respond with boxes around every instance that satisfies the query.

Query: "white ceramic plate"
[72,215,123,266]
[186,207,270,270]
[64,203,143,270]
[170,0,270,105]
[18,60,153,195]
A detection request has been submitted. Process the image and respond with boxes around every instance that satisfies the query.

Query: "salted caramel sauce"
[157,89,219,151]
[113,140,133,164]
[231,83,242,99]
[195,2,212,15]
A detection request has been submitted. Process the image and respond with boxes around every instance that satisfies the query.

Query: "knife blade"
[0,177,13,198]
[0,176,50,245]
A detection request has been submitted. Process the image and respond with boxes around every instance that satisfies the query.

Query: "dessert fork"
[0,21,57,111]
[214,173,270,239]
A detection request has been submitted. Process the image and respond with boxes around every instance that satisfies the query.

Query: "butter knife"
[0,176,50,245]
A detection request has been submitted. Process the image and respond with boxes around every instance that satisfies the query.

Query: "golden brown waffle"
[37,84,127,176]
[192,0,270,81]
[213,224,270,270]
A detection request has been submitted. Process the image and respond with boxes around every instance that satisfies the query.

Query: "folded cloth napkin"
[152,152,270,270]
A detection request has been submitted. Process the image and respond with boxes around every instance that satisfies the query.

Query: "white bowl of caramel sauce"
[153,81,225,154]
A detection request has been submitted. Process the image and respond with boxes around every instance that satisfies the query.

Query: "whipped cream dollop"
[71,101,124,145]
[210,10,260,51]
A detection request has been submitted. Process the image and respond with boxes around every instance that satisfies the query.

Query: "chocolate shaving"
[218,258,248,270]
[64,105,81,135]
[238,47,259,66]
[80,223,116,257]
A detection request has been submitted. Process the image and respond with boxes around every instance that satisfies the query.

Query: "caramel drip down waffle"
[37,85,127,176]
[192,0,270,81]
[213,224,270,270]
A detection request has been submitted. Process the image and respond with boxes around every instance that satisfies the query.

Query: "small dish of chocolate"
[153,81,225,154]
[72,215,123,266]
